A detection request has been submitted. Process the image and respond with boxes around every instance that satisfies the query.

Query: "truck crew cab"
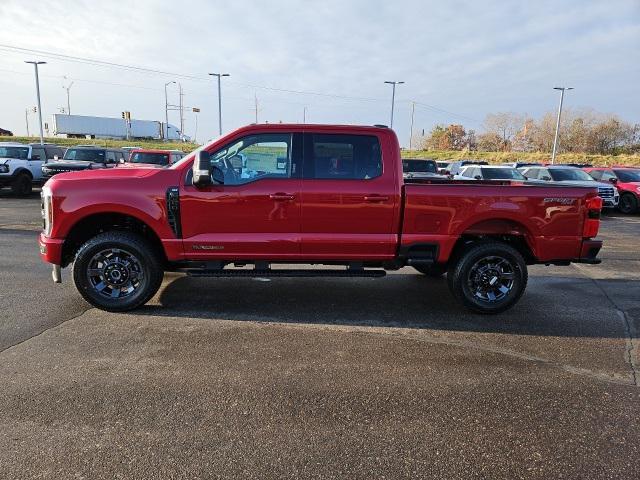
[39,124,604,314]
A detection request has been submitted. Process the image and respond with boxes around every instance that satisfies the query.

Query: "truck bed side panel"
[402,183,594,262]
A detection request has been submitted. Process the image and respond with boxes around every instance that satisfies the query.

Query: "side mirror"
[541,176,551,181]
[193,150,213,188]
[474,175,482,180]
[609,177,618,184]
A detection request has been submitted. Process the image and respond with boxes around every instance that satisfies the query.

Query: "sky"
[0,0,638,146]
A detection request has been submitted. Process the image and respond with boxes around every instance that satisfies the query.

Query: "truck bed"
[401,180,599,263]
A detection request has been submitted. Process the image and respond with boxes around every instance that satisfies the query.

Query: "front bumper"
[39,233,64,266]
[602,196,620,208]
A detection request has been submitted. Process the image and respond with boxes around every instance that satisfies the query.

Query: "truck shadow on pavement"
[134,272,638,339]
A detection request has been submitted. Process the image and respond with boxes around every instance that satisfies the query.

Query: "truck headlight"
[41,186,53,236]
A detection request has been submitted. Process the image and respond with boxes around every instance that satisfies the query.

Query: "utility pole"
[63,79,74,115]
[409,101,416,150]
[551,87,573,164]
[209,72,230,135]
[164,80,176,140]
[384,81,404,129]
[25,61,46,144]
[25,108,30,137]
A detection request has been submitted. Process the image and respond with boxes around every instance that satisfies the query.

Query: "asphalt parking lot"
[0,190,638,479]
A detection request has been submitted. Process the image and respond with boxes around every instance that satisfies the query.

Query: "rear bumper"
[39,233,64,265]
[575,239,603,264]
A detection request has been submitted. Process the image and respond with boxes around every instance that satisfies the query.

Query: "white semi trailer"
[51,114,189,141]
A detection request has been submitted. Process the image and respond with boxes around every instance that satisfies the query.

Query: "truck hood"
[43,160,103,171]
[49,166,158,181]
[553,180,612,188]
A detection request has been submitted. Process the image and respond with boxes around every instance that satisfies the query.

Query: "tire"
[11,173,32,196]
[447,241,528,314]
[72,231,164,312]
[618,193,638,215]
[413,264,447,277]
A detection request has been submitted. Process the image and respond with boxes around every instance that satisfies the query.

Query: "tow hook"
[52,264,62,283]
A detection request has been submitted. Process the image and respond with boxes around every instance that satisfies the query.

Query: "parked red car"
[124,149,186,167]
[584,167,640,214]
[39,124,603,314]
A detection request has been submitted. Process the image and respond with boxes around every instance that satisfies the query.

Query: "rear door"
[300,131,399,259]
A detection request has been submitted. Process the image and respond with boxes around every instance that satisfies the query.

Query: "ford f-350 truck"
[39,124,603,314]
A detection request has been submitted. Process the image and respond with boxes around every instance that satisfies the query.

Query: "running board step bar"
[186,269,387,278]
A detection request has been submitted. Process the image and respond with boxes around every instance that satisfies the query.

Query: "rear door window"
[305,133,382,180]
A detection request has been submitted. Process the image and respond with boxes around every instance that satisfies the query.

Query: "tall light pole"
[164,81,176,141]
[25,61,46,144]
[409,101,416,150]
[551,87,573,164]
[63,78,74,115]
[209,73,230,136]
[384,81,404,129]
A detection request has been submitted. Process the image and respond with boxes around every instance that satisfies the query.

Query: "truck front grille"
[597,186,615,199]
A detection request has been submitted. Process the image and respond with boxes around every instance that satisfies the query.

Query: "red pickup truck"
[39,124,604,314]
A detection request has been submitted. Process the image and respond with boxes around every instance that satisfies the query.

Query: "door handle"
[269,193,295,201]
[363,195,389,203]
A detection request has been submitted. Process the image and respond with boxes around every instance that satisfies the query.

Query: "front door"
[300,132,399,260]
[29,146,46,181]
[180,132,303,260]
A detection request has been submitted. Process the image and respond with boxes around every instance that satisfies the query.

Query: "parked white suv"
[0,142,64,195]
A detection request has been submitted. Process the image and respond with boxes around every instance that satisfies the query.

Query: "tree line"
[415,110,640,155]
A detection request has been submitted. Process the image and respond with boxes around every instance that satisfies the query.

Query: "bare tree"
[482,112,525,151]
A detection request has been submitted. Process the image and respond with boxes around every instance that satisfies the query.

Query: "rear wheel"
[447,242,528,314]
[413,264,447,277]
[11,173,32,196]
[72,231,164,312]
[618,193,638,214]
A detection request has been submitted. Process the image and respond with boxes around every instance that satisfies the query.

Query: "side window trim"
[185,132,302,186]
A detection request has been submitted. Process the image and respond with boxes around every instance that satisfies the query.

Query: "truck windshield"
[402,160,437,173]
[64,149,106,162]
[482,168,526,180]
[0,146,29,159]
[614,169,640,182]
[130,152,170,166]
[550,169,593,181]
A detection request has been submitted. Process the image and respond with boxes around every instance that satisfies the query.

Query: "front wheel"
[618,193,638,214]
[447,242,528,314]
[72,231,164,312]
[11,173,32,196]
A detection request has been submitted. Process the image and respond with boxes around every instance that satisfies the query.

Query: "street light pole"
[551,86,573,164]
[63,79,74,115]
[384,81,404,129]
[409,101,415,150]
[25,61,46,144]
[209,73,230,136]
[164,81,176,140]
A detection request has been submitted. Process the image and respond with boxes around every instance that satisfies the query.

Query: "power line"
[0,43,477,123]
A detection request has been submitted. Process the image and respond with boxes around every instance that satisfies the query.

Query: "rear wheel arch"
[451,218,537,264]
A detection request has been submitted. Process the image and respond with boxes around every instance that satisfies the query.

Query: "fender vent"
[166,187,182,238]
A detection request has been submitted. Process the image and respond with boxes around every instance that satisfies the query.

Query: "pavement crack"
[573,265,639,387]
[0,307,93,355]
